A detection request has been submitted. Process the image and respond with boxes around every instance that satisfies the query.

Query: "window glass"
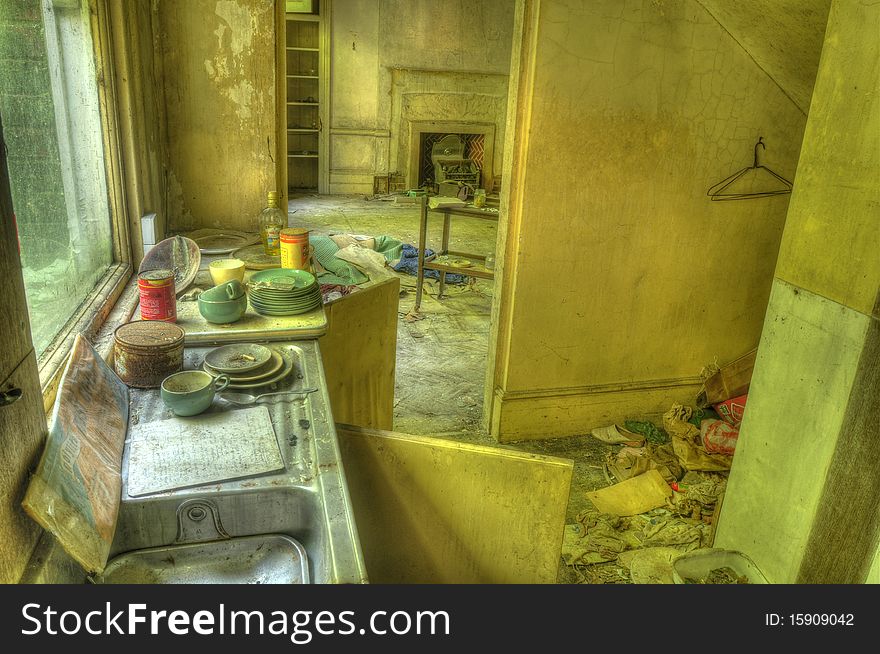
[0,0,113,356]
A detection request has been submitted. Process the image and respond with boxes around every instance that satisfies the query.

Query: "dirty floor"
[290,194,620,583]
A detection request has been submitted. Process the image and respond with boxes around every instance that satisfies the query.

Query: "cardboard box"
[697,348,757,406]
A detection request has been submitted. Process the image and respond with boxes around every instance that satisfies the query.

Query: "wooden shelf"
[286,11,323,194]
[285,14,319,23]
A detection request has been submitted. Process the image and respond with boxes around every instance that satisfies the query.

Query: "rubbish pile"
[563,349,759,583]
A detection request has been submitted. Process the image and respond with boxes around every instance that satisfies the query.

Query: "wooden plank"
[0,352,47,583]
[319,277,398,430]
[337,424,573,583]
[0,117,34,376]
[23,335,129,574]
[0,116,48,583]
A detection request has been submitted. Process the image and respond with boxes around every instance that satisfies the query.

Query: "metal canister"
[279,228,311,271]
[113,321,185,388]
[138,269,177,322]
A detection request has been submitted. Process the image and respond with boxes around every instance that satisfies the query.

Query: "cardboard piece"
[698,348,757,406]
[586,470,673,516]
[22,335,129,573]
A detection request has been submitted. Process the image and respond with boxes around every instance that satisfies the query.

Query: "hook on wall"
[708,137,793,201]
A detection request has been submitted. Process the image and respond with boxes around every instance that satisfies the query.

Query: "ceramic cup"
[209,258,245,285]
[161,370,230,416]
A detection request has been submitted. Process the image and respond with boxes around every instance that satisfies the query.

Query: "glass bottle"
[259,191,285,256]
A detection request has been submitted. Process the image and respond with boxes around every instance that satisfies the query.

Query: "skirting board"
[490,377,704,442]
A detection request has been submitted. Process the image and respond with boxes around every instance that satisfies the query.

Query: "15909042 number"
[790,614,854,626]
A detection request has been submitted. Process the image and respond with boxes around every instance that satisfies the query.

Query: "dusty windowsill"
[39,267,138,414]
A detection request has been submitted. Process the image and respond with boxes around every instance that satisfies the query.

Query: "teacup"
[209,258,245,285]
[201,279,245,300]
[161,370,230,416]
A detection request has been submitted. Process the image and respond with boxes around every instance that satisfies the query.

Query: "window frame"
[31,0,134,411]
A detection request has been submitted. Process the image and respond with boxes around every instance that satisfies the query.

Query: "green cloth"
[624,420,670,444]
[310,235,368,285]
[373,235,404,263]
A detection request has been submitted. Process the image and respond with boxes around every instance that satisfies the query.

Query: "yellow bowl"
[209,258,245,285]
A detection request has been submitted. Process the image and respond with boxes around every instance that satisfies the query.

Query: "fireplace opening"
[418,132,485,192]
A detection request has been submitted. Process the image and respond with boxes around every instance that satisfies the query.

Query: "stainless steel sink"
[106,340,367,584]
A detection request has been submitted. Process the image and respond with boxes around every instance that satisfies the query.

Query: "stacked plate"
[202,343,293,389]
[247,268,321,316]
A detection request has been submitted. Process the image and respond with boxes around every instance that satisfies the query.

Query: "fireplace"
[418,132,485,190]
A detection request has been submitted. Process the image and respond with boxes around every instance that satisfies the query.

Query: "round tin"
[113,320,185,388]
[279,228,311,271]
[138,269,177,322]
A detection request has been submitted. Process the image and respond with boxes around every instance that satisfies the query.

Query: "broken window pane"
[0,0,113,356]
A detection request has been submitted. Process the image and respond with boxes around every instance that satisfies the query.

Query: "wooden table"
[415,197,499,310]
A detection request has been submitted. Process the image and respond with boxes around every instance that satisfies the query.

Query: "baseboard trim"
[490,376,704,442]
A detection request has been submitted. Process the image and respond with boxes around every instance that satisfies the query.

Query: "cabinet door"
[337,425,573,583]
[0,115,48,582]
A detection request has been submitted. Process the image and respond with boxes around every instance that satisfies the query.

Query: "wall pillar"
[716,0,880,583]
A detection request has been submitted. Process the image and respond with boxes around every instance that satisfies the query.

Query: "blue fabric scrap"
[393,244,467,284]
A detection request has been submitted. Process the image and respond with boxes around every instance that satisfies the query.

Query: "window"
[0,0,115,357]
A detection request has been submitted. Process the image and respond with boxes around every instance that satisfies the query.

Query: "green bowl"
[198,293,248,324]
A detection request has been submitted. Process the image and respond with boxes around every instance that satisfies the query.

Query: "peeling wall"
[488,0,816,440]
[159,0,277,232]
[329,0,515,193]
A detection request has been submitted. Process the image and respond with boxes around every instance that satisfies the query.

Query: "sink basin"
[109,341,366,584]
[99,534,309,584]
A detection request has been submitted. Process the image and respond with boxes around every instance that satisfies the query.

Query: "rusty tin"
[138,269,177,322]
[113,321,185,388]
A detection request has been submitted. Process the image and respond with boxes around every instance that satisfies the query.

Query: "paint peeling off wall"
[159,0,277,232]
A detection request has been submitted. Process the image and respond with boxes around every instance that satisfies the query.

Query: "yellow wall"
[328,0,516,193]
[489,0,811,440]
[716,0,880,583]
[158,0,278,233]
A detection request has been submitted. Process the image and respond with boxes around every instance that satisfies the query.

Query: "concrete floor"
[289,194,611,583]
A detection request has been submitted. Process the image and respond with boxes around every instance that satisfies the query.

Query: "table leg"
[439,214,450,298]
[415,197,428,311]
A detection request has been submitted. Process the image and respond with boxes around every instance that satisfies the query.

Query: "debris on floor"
[567,402,735,584]
[620,547,681,584]
[586,469,673,516]
[624,419,669,444]
[590,424,645,446]
[664,403,734,471]
[605,442,682,482]
[671,547,768,584]
[697,348,757,407]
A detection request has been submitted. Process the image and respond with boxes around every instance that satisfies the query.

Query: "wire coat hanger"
[707,137,793,201]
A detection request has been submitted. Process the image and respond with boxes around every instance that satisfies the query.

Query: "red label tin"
[138,269,177,322]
